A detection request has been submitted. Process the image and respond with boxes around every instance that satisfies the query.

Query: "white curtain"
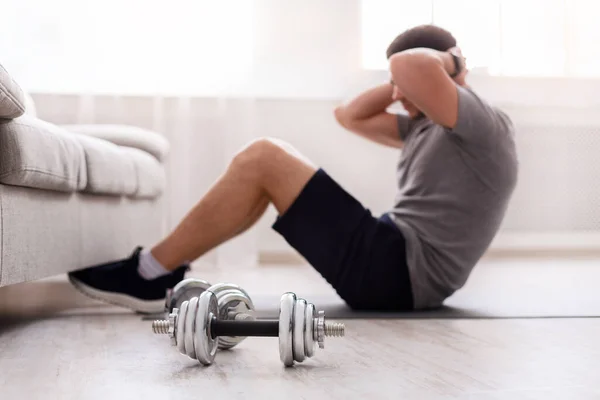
[5,0,600,96]
[3,0,600,258]
[1,0,261,268]
[0,0,254,95]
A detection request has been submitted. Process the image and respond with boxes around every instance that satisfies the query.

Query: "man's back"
[390,86,519,309]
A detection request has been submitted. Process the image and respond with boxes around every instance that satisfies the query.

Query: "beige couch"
[0,64,168,287]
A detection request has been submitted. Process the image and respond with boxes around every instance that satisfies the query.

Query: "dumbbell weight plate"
[166,278,212,314]
[173,293,219,365]
[184,297,200,359]
[194,291,219,365]
[304,303,316,358]
[176,301,188,356]
[293,298,307,362]
[207,283,255,350]
[278,292,296,367]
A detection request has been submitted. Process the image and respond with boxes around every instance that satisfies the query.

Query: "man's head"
[386,24,457,59]
[386,25,461,119]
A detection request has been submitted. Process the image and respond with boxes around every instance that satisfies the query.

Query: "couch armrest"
[61,124,170,162]
[0,63,26,119]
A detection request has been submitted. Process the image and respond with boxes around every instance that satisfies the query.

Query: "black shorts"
[272,169,414,311]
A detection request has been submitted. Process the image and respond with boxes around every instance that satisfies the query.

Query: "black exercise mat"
[252,262,600,319]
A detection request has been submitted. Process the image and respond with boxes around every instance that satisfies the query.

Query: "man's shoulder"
[457,86,515,136]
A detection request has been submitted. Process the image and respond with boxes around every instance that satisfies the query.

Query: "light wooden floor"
[1,262,600,399]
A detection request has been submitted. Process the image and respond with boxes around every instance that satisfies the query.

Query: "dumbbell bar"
[152,291,345,366]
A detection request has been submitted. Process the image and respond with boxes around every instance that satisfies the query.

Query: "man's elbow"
[389,52,437,87]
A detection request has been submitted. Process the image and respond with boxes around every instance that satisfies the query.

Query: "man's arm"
[389,47,463,129]
[334,83,405,149]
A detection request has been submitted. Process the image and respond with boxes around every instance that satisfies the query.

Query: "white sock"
[137,249,170,280]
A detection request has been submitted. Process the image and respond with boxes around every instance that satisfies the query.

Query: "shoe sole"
[69,275,165,314]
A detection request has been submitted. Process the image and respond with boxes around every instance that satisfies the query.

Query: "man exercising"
[69,25,518,313]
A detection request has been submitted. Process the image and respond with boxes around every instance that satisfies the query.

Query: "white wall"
[29,0,600,263]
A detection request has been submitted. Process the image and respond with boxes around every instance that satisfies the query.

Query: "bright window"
[360,0,432,70]
[431,0,501,73]
[0,0,254,94]
[361,0,600,77]
[568,0,600,77]
[499,0,565,76]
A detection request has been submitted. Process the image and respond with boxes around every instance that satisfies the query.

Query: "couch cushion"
[74,137,165,199]
[62,124,169,162]
[74,135,137,196]
[122,147,166,199]
[0,115,87,192]
[0,63,26,119]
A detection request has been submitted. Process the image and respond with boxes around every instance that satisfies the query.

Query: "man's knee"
[232,137,282,165]
[230,137,317,196]
[230,137,302,175]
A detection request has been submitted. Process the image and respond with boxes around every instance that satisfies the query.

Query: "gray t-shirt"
[390,86,518,309]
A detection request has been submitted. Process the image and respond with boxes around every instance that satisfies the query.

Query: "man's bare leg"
[67,137,321,313]
[151,137,318,270]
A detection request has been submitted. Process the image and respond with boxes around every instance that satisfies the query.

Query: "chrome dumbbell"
[165,279,255,349]
[152,291,345,367]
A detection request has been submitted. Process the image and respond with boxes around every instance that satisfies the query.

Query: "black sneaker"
[68,247,189,314]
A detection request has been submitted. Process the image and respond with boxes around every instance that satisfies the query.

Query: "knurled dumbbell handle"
[210,318,279,338]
